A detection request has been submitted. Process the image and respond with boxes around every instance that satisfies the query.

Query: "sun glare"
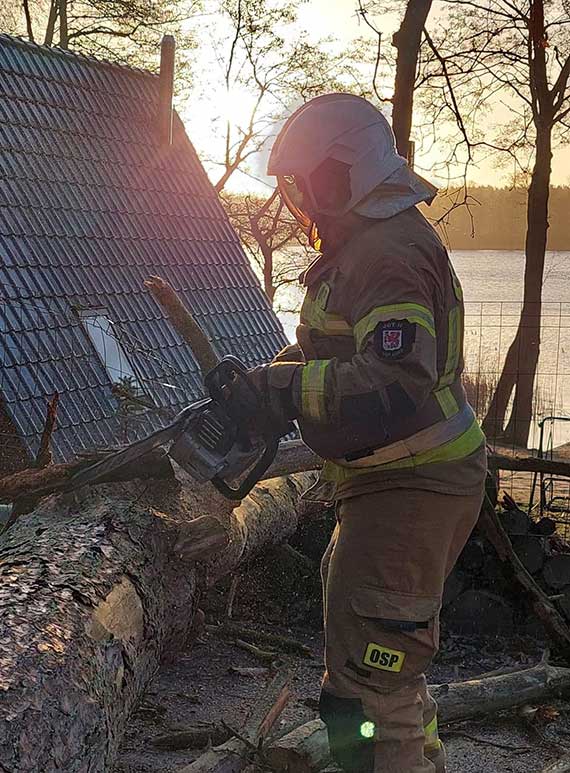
[218,87,258,130]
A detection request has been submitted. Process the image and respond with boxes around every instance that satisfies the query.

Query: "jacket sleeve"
[286,260,439,426]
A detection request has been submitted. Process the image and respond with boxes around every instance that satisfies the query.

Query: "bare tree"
[391,0,434,158]
[2,0,197,74]
[223,190,312,306]
[207,0,360,194]
[421,0,570,446]
[203,0,366,307]
[357,0,435,159]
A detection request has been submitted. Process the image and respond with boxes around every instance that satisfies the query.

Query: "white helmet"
[268,93,436,243]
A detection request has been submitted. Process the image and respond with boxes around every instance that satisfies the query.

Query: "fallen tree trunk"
[489,453,570,478]
[0,448,174,505]
[0,472,315,772]
[4,442,568,510]
[0,441,320,507]
[266,663,570,772]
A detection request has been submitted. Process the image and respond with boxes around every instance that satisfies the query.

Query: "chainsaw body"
[67,357,289,500]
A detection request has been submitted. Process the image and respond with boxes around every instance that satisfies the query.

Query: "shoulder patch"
[374,319,416,360]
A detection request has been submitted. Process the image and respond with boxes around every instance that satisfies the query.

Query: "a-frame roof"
[0,34,287,463]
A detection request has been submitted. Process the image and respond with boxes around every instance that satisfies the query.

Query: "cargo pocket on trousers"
[346,586,441,687]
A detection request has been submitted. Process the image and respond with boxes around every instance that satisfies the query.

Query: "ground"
[116,576,570,773]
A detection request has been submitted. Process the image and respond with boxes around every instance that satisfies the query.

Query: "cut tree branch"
[144,275,219,376]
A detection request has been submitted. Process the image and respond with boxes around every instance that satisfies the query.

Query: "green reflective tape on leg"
[424,715,442,751]
[354,303,436,350]
[434,387,459,419]
[301,360,330,422]
[360,721,376,739]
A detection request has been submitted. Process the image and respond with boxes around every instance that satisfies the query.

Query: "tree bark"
[0,472,315,772]
[391,0,434,159]
[0,448,174,507]
[542,756,570,773]
[266,663,570,772]
[144,276,219,377]
[489,453,570,478]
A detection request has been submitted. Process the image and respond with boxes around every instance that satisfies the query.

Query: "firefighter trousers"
[319,485,485,773]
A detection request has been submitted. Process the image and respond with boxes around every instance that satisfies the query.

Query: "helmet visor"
[278,175,312,230]
[277,175,322,251]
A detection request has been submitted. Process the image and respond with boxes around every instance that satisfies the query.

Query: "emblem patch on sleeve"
[374,319,416,360]
[363,642,406,673]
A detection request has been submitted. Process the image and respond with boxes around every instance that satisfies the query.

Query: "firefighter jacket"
[268,207,486,499]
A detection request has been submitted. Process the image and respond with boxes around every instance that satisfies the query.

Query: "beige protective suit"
[268,207,486,772]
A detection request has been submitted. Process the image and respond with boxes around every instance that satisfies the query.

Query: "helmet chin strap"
[313,211,366,256]
[308,222,322,252]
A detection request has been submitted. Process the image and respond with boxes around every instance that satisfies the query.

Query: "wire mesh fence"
[462,301,570,521]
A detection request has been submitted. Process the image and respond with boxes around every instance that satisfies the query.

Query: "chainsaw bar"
[66,401,207,491]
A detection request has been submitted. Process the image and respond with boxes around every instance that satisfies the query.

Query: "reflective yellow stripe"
[438,305,461,388]
[301,295,353,336]
[301,360,330,422]
[434,386,459,419]
[424,715,442,751]
[354,303,436,351]
[449,262,463,301]
[327,418,485,482]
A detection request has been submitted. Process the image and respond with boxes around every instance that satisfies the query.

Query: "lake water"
[277,250,570,448]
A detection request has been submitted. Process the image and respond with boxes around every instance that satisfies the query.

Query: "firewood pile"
[442,492,570,636]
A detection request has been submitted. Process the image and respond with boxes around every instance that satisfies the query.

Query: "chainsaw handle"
[211,434,279,501]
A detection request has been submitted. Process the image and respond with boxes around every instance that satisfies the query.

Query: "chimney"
[158,35,175,146]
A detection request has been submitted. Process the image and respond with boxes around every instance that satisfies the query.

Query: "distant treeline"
[430,186,570,251]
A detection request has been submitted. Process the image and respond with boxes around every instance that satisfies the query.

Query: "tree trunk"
[44,0,58,46]
[502,126,552,446]
[248,213,276,306]
[482,0,553,448]
[0,472,315,772]
[391,0,434,159]
[58,0,68,48]
[23,0,35,42]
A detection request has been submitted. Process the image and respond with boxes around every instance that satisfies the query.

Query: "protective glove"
[248,362,299,438]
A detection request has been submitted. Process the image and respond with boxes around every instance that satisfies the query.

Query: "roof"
[0,34,288,464]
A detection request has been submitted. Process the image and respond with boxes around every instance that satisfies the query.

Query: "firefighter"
[251,93,487,773]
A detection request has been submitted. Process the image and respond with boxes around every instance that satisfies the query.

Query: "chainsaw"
[67,356,291,500]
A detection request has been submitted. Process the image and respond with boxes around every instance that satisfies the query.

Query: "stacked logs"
[443,496,570,635]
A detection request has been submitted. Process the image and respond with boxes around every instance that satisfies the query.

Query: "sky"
[179,0,570,194]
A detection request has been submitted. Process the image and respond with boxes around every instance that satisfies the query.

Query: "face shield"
[277,175,322,252]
